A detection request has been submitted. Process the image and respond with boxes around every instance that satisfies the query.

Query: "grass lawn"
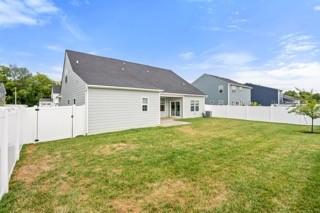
[1,118,320,212]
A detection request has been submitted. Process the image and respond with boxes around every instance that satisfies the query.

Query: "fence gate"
[34,105,86,142]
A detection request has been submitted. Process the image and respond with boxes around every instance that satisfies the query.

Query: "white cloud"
[234,62,320,92]
[207,52,256,66]
[279,34,318,60]
[314,5,320,11]
[178,33,320,91]
[0,0,58,26]
[179,51,195,60]
[42,65,62,80]
[60,15,89,41]
[47,44,64,52]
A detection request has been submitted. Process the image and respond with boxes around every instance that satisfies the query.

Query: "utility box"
[203,111,212,118]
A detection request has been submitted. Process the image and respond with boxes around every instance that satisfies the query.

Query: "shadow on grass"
[298,130,320,135]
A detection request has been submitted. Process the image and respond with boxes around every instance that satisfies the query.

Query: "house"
[60,50,206,134]
[192,74,251,105]
[38,85,61,107]
[282,95,300,105]
[245,83,282,106]
[52,85,61,106]
[0,83,6,106]
[39,98,55,107]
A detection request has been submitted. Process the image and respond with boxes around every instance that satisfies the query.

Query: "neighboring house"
[38,85,61,107]
[282,95,300,105]
[0,83,6,106]
[52,85,61,106]
[39,98,55,107]
[245,83,282,106]
[192,74,252,105]
[60,50,206,134]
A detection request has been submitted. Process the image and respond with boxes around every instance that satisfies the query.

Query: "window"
[68,100,70,105]
[142,97,148,111]
[190,100,195,112]
[218,85,224,93]
[73,99,76,105]
[65,75,68,83]
[231,86,237,93]
[218,100,224,105]
[160,98,165,112]
[195,100,199,111]
[236,101,240,105]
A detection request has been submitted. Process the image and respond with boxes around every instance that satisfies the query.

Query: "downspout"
[85,85,89,135]
[227,83,230,105]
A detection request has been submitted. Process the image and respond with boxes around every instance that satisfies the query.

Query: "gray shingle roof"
[203,74,251,88]
[245,83,281,91]
[66,50,205,95]
[0,83,6,98]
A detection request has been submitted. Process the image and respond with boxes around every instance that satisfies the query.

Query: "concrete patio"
[160,118,190,127]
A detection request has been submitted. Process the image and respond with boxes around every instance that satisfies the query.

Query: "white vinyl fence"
[205,105,320,126]
[0,105,86,199]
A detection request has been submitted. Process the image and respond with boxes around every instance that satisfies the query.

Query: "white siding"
[182,96,205,118]
[60,54,87,106]
[160,98,169,118]
[88,88,160,134]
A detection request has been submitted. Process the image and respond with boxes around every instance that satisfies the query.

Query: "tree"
[290,90,320,133]
[284,90,299,99]
[0,65,54,106]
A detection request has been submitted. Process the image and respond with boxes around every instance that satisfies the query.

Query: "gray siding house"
[245,83,282,106]
[192,74,252,105]
[60,50,205,134]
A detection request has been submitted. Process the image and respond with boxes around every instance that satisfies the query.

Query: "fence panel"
[1,105,86,199]
[205,105,320,126]
[37,106,73,142]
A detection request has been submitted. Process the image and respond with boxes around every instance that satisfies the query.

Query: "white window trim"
[142,97,149,112]
[190,100,195,112]
[195,100,199,111]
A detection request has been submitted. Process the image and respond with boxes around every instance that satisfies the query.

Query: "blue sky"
[1,0,320,91]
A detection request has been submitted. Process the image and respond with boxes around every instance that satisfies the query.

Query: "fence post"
[246,105,249,120]
[0,109,9,198]
[15,109,21,161]
[35,106,39,142]
[71,104,75,138]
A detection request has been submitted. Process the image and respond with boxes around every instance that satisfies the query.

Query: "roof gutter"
[160,92,207,97]
[87,84,163,92]
[229,83,252,89]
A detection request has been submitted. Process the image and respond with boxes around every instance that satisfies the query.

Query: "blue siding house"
[245,83,282,106]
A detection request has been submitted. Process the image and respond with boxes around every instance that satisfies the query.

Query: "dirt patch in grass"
[94,143,137,156]
[145,179,193,206]
[177,126,199,137]
[201,182,229,209]
[111,199,142,213]
[13,155,56,185]
[111,179,229,211]
[25,144,37,155]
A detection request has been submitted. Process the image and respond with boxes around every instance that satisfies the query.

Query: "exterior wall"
[228,84,251,106]
[161,97,183,118]
[246,84,280,106]
[192,75,228,105]
[51,93,60,106]
[182,96,205,118]
[60,54,87,106]
[88,88,160,134]
[160,97,169,118]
